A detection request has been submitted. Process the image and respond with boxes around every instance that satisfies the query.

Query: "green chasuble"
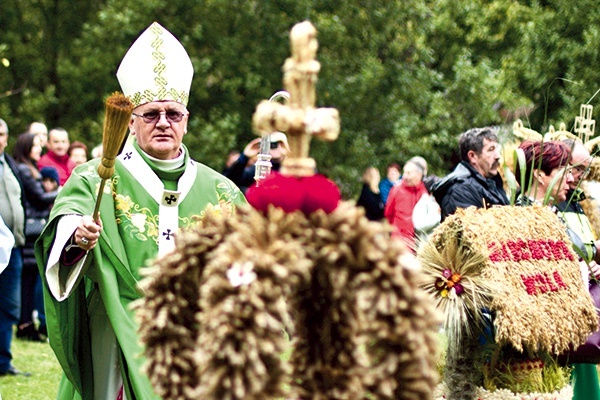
[35,142,247,400]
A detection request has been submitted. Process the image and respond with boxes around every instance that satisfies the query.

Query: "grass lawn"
[0,334,61,400]
[3,328,600,399]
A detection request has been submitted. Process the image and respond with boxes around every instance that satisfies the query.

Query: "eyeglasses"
[570,163,590,178]
[132,110,187,124]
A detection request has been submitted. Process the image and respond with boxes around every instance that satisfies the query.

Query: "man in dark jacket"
[433,126,509,221]
[0,119,30,376]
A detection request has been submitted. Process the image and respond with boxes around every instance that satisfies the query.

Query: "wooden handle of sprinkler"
[91,148,120,220]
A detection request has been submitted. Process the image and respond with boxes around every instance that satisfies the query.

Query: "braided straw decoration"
[194,207,312,400]
[580,181,600,237]
[135,202,440,400]
[133,211,235,400]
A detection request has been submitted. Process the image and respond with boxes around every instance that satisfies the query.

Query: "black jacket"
[223,153,281,193]
[432,161,509,221]
[14,162,58,267]
[15,163,57,219]
[356,184,384,221]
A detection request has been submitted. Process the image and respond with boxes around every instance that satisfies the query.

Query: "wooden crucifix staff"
[252,21,340,178]
[247,21,342,215]
[91,92,134,220]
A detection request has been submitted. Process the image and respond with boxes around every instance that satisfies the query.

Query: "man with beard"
[432,127,509,221]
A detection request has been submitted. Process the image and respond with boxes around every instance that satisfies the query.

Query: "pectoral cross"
[252,21,340,177]
[574,104,596,143]
[164,194,177,205]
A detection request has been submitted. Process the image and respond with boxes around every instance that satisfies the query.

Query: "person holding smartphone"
[223,131,290,193]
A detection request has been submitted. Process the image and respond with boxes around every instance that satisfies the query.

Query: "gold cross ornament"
[574,104,596,143]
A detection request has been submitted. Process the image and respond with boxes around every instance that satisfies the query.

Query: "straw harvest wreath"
[133,203,441,400]
[132,21,441,400]
[418,205,597,400]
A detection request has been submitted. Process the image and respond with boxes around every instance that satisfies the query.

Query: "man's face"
[569,144,592,189]
[29,122,48,148]
[130,101,189,160]
[402,162,423,187]
[269,141,288,162]
[469,138,501,178]
[47,130,70,157]
[0,127,7,155]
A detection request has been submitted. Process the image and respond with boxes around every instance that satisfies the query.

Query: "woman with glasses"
[514,140,574,206]
[516,139,600,400]
[556,139,598,263]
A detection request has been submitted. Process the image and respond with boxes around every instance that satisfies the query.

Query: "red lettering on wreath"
[489,239,574,262]
[553,271,567,290]
[521,274,537,295]
[520,271,568,295]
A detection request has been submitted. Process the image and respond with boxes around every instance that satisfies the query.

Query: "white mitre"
[117,22,193,108]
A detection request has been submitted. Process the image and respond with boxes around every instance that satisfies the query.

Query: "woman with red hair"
[515,140,573,205]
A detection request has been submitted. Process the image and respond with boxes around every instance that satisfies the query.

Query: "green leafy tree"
[0,0,107,133]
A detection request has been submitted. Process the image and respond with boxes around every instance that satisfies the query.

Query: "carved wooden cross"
[574,104,596,143]
[253,21,340,177]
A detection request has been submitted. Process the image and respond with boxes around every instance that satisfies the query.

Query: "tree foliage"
[1,0,599,198]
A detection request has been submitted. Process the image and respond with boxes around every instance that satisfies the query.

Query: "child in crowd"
[41,166,60,193]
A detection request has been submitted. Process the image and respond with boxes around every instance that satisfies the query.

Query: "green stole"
[36,142,246,400]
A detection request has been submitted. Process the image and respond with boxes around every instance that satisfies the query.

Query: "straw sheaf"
[290,202,441,400]
[585,157,600,182]
[434,206,596,354]
[133,210,235,400]
[135,202,440,400]
[418,223,498,350]
[543,123,579,143]
[512,120,543,142]
[194,207,312,400]
[579,181,600,236]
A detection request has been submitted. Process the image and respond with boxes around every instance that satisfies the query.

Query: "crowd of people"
[355,156,442,251]
[0,20,599,400]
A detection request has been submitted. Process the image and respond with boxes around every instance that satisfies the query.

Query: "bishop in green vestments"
[35,22,247,400]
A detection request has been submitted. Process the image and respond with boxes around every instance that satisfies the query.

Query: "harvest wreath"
[418,205,597,400]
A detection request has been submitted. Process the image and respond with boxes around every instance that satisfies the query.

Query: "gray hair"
[458,127,499,162]
[0,119,8,134]
[407,156,427,176]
